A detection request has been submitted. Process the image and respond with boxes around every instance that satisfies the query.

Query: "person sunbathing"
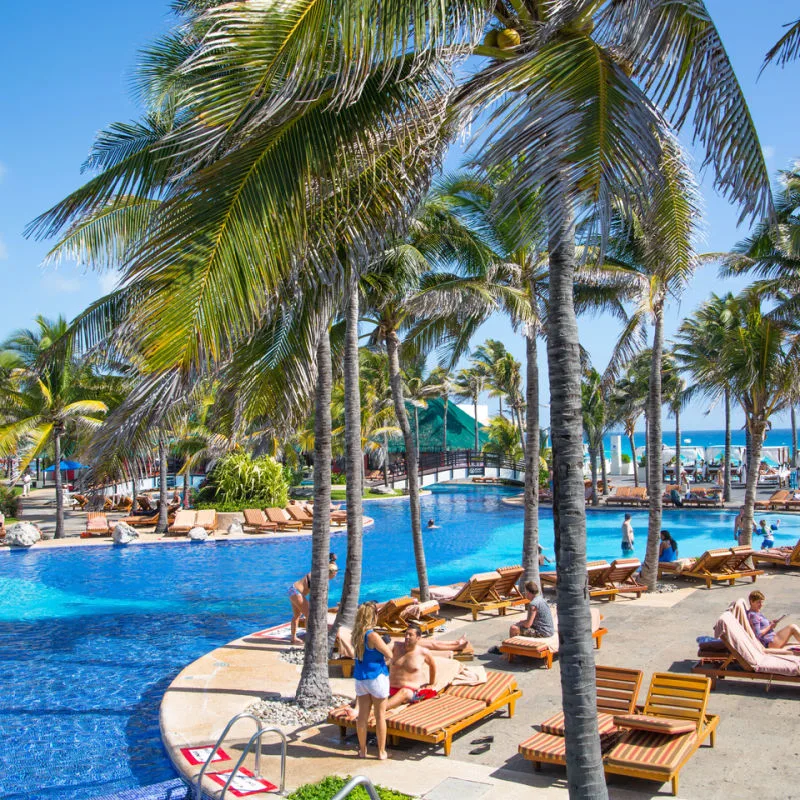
[747,590,800,649]
[385,626,438,710]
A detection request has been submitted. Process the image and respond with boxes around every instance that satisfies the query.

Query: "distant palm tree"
[483,416,523,461]
[581,368,605,506]
[662,352,688,482]
[471,339,510,418]
[454,368,485,453]
[607,354,649,489]
[0,316,107,538]
[764,17,800,69]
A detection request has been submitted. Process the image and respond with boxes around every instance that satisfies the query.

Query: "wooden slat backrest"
[642,672,710,730]
[790,539,800,565]
[378,596,416,626]
[87,512,105,522]
[171,509,195,528]
[595,666,643,714]
[616,487,631,498]
[632,487,648,499]
[456,575,500,602]
[265,507,289,523]
[244,509,266,525]
[494,566,524,597]
[725,546,755,571]
[604,559,641,584]
[691,549,734,573]
[587,563,612,587]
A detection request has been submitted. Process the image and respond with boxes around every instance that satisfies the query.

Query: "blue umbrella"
[43,460,87,472]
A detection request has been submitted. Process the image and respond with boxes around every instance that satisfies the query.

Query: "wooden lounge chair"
[285,505,314,528]
[605,486,648,507]
[754,489,790,510]
[658,547,763,589]
[328,669,522,756]
[499,607,608,668]
[375,597,444,635]
[752,537,800,568]
[80,512,112,538]
[600,559,646,598]
[493,565,527,607]
[265,507,304,530]
[168,509,196,534]
[194,509,217,532]
[413,572,512,621]
[519,665,644,769]
[693,605,800,690]
[541,561,618,600]
[113,496,133,513]
[136,495,155,513]
[242,509,278,533]
[70,493,89,510]
[603,672,719,796]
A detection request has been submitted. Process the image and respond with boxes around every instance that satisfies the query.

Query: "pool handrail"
[219,726,287,799]
[331,775,381,800]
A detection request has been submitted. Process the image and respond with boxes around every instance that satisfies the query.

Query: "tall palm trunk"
[641,305,665,590]
[546,206,605,799]
[792,406,797,468]
[643,416,649,491]
[599,443,608,496]
[414,407,420,460]
[386,329,429,600]
[629,427,639,488]
[442,396,449,452]
[723,388,732,502]
[296,327,334,707]
[521,325,540,588]
[335,285,363,634]
[674,406,681,483]
[588,447,598,506]
[382,430,389,486]
[53,427,64,539]
[182,463,191,508]
[472,394,479,452]
[740,418,767,548]
[498,396,504,419]
[515,405,526,457]
[156,433,169,533]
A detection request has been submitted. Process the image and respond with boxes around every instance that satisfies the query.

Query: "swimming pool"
[1,485,797,799]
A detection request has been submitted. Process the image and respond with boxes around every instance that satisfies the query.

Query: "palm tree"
[472,339,510,418]
[764,17,800,69]
[581,369,605,506]
[493,352,526,454]
[482,416,523,461]
[607,355,649,489]
[662,352,687,483]
[426,366,455,452]
[404,364,440,459]
[454,367,484,453]
[0,316,107,538]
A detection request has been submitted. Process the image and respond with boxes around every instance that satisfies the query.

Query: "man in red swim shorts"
[386,626,438,710]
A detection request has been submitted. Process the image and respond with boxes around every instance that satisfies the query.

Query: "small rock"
[370,485,395,495]
[187,526,209,541]
[279,647,305,666]
[246,693,352,728]
[112,522,139,545]
[6,522,41,548]
[227,520,243,536]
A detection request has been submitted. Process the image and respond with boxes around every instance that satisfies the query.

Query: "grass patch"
[330,489,400,501]
[288,776,411,800]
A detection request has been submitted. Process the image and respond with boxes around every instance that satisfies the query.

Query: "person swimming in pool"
[426,519,440,529]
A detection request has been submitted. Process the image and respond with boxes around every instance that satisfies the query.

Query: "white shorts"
[354,673,390,699]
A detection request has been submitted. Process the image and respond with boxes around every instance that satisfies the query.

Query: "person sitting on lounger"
[288,561,338,644]
[669,488,683,508]
[509,581,554,639]
[385,625,439,710]
[747,590,800,649]
[658,530,679,562]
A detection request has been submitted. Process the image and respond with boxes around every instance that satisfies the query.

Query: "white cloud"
[46,275,82,294]
[0,234,8,260]
[98,270,121,294]
[763,145,776,162]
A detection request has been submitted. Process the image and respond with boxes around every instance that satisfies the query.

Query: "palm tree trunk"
[182,463,191,508]
[740,418,766,548]
[643,415,649,491]
[382,431,389,486]
[641,306,665,591]
[386,329,429,601]
[442,396,449,452]
[546,204,605,799]
[498,396,504,419]
[515,406,526,457]
[156,433,169,533]
[599,441,608,496]
[473,394,479,452]
[53,429,64,539]
[629,427,639,488]
[414,407,420,460]
[334,284,363,634]
[522,326,540,588]
[296,326,334,707]
[674,407,681,483]
[792,405,797,468]
[723,388,732,502]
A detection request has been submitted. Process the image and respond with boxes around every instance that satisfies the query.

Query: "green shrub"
[0,485,21,518]
[288,777,412,800]
[200,452,289,510]
[621,453,632,464]
[331,472,347,484]
[538,465,550,488]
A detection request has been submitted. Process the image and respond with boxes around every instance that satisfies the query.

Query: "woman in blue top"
[658,530,679,562]
[352,602,394,759]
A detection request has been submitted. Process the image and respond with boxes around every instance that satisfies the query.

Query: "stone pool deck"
[160,570,800,800]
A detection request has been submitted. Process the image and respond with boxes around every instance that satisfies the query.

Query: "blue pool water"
[2,485,798,800]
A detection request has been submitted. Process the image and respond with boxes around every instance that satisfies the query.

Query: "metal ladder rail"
[219,727,287,799]
[194,712,264,800]
[331,776,381,800]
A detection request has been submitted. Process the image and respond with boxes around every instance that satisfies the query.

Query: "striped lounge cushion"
[501,637,551,653]
[519,731,567,764]
[328,705,403,729]
[605,730,698,776]
[444,671,517,704]
[389,695,485,737]
[539,710,617,737]
[613,714,696,736]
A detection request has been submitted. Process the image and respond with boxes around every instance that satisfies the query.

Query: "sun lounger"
[754,489,790,510]
[285,505,314,528]
[658,547,763,589]
[70,493,89,510]
[499,607,607,668]
[118,511,177,528]
[493,565,528,607]
[113,496,133,512]
[693,605,800,690]
[519,665,644,769]
[413,572,514,621]
[136,496,155,513]
[242,509,278,533]
[194,509,217,532]
[605,486,648,507]
[601,559,647,598]
[265,507,304,530]
[375,597,444,635]
[80,512,112,538]
[681,488,724,508]
[168,509,196,534]
[328,669,522,755]
[753,538,800,568]
[603,672,719,796]
[541,561,618,600]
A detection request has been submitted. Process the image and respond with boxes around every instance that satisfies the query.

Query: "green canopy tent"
[389,397,488,453]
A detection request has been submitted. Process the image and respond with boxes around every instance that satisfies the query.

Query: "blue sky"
[1,1,798,430]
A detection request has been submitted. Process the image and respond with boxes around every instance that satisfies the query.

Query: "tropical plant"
[471,339,510,418]
[453,367,485,453]
[662,351,688,479]
[581,368,605,506]
[607,353,649,488]
[482,415,523,461]
[201,451,289,510]
[764,17,800,69]
[0,316,108,538]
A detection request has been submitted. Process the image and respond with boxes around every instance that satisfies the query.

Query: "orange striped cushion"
[444,671,517,704]
[519,731,567,763]
[539,711,617,737]
[328,705,403,729]
[613,714,696,736]
[502,637,550,653]
[605,730,697,775]
[389,695,485,736]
